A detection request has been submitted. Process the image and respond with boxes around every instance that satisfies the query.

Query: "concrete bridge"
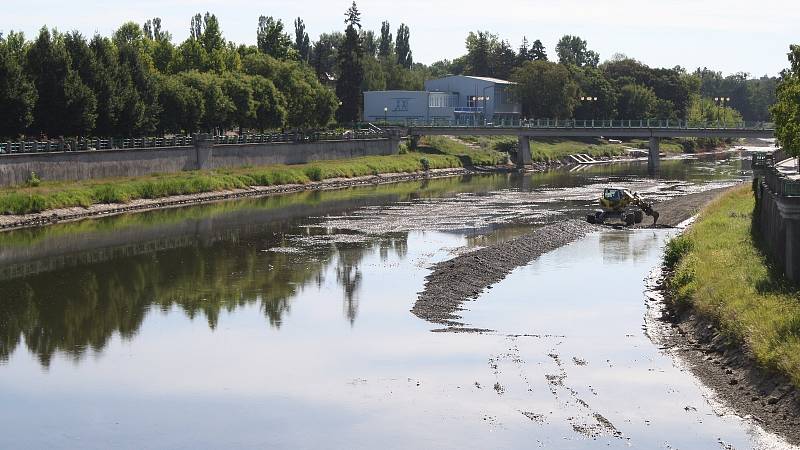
[406,119,775,169]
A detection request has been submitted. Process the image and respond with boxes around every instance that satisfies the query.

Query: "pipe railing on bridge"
[0,130,386,155]
[404,118,774,131]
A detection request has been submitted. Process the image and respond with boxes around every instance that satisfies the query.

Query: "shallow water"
[0,154,792,449]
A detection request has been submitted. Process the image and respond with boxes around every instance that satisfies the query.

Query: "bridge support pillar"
[516,135,532,167]
[648,137,660,172]
[409,135,420,150]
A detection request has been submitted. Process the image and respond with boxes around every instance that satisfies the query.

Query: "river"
[0,152,793,449]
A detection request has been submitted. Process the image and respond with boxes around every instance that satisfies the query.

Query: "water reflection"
[0,156,744,369]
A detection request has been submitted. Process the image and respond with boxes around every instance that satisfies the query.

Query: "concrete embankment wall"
[0,138,399,187]
[753,178,800,282]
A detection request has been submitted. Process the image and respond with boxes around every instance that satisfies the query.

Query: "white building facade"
[363,75,522,125]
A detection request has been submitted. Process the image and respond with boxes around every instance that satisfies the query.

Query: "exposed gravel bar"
[412,220,596,329]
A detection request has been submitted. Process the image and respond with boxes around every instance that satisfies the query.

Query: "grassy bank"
[665,185,800,386]
[459,136,698,162]
[0,138,506,216]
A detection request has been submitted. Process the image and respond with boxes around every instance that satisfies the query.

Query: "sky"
[2,0,798,77]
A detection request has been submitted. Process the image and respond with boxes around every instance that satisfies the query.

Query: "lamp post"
[482,85,493,125]
[580,96,598,122]
[383,106,388,125]
[714,97,730,125]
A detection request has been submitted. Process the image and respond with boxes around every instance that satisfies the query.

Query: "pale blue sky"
[2,0,797,76]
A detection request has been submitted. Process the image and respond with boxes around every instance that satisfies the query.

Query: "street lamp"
[714,97,731,124]
[383,106,388,125]
[580,96,598,121]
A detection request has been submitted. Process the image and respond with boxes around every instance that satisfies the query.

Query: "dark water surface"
[0,154,792,448]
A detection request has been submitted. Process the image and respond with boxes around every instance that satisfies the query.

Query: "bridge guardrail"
[404,118,775,131]
[0,130,386,155]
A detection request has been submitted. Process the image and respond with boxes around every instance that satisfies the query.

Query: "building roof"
[436,75,515,85]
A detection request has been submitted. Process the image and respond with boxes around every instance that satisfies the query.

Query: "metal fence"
[405,118,775,130]
[0,130,386,155]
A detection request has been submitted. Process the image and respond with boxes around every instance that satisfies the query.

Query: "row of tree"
[772,45,800,156]
[0,1,783,138]
[426,31,775,123]
[0,13,338,138]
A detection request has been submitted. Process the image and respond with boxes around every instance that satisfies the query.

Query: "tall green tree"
[25,27,96,136]
[0,32,37,136]
[772,45,800,157]
[395,24,412,69]
[335,2,364,123]
[377,21,392,59]
[556,35,598,68]
[617,83,657,118]
[257,16,293,60]
[511,60,577,118]
[293,18,311,62]
[530,39,547,61]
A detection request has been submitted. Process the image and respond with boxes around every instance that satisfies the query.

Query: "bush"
[664,235,693,269]
[26,172,41,188]
[420,157,430,171]
[305,166,323,181]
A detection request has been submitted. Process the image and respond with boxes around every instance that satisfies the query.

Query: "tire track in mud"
[412,220,596,329]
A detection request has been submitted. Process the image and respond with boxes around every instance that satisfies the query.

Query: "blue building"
[363,75,522,125]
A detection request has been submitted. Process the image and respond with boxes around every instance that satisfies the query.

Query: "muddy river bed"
[0,152,794,449]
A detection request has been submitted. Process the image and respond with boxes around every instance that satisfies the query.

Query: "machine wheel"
[624,213,635,226]
[594,211,605,224]
[586,214,595,224]
[634,210,644,224]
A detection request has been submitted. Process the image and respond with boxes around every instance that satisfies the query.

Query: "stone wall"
[0,137,399,187]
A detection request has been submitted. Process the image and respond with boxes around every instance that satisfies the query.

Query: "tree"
[556,35,599,68]
[25,27,96,136]
[511,60,577,118]
[249,75,286,131]
[257,16,294,60]
[465,31,491,76]
[772,45,800,157]
[335,2,364,123]
[617,84,657,118]
[395,24,412,69]
[572,66,617,119]
[311,32,342,82]
[0,33,37,137]
[530,39,547,61]
[360,30,377,57]
[377,21,392,59]
[156,74,203,133]
[293,18,311,62]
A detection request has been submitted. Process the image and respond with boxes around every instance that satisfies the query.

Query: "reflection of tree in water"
[599,230,660,264]
[0,230,408,368]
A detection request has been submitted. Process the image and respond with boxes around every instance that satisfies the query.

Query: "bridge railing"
[0,130,386,155]
[406,118,775,130]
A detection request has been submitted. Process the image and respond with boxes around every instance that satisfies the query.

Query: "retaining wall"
[0,137,399,187]
[754,175,800,282]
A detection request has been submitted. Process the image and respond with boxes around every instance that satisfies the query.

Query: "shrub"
[305,166,323,181]
[420,157,430,171]
[26,172,41,188]
[664,235,693,269]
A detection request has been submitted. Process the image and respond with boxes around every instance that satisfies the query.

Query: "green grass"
[0,148,483,215]
[417,136,507,166]
[666,185,800,386]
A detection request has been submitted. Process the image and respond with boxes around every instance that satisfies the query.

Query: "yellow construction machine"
[586,187,659,226]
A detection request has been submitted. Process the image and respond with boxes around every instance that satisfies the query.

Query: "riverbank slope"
[657,185,800,444]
